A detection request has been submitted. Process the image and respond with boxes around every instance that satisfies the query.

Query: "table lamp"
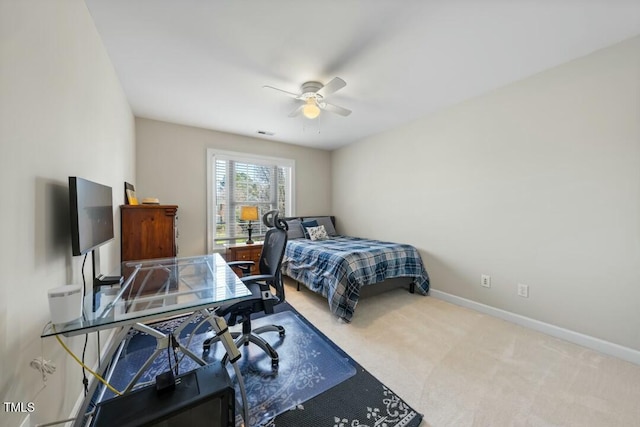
[240,206,259,244]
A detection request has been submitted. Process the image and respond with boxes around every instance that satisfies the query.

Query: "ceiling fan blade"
[322,102,352,117]
[263,85,301,99]
[316,77,346,97]
[288,105,303,117]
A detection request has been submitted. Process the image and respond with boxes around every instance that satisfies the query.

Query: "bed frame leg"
[409,283,415,294]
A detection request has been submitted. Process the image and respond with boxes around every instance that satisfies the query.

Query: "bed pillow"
[300,220,319,239]
[285,219,305,239]
[307,225,329,241]
[307,216,337,236]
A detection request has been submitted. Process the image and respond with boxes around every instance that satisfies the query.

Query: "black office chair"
[203,210,288,368]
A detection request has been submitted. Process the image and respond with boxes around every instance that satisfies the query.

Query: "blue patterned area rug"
[105,307,355,426]
[102,303,423,427]
[265,305,424,427]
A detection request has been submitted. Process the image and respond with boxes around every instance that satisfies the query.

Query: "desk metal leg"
[199,311,250,425]
[72,325,132,427]
[123,323,208,393]
[73,313,248,426]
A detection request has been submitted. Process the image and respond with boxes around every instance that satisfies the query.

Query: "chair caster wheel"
[278,331,285,337]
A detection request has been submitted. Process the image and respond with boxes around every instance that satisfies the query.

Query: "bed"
[281,216,430,322]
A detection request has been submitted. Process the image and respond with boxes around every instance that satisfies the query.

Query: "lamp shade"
[240,206,259,221]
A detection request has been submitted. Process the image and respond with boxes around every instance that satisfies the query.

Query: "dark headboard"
[283,215,337,239]
[285,215,336,227]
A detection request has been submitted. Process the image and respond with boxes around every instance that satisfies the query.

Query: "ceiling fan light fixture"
[302,99,321,119]
[265,77,351,119]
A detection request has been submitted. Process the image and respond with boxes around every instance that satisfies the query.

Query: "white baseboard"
[429,289,640,366]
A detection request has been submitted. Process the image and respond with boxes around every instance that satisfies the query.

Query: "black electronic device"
[69,177,121,309]
[91,363,235,427]
[69,176,114,256]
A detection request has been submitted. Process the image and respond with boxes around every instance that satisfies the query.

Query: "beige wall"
[0,0,135,425]
[332,36,640,351]
[135,118,332,256]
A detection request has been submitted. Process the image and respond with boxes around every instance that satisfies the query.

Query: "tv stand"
[92,248,122,310]
[94,274,123,287]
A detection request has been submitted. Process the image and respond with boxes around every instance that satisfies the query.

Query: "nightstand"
[225,242,263,276]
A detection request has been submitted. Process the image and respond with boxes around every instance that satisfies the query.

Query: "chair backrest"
[258,211,288,301]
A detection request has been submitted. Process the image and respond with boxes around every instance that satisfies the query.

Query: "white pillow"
[307,225,329,241]
[307,216,337,236]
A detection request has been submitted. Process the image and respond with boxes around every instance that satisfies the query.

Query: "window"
[207,149,295,250]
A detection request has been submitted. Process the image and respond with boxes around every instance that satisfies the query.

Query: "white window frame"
[206,148,295,252]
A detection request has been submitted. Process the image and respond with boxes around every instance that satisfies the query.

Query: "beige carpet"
[283,278,640,427]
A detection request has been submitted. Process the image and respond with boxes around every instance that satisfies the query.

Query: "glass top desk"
[42,253,252,337]
[41,253,252,427]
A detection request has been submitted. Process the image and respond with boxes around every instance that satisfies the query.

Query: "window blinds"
[214,158,290,245]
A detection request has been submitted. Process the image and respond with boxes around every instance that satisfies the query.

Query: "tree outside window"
[208,151,293,249]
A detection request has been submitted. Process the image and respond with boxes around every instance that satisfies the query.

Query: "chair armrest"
[241,274,278,314]
[227,261,255,268]
[227,260,254,276]
[240,274,274,284]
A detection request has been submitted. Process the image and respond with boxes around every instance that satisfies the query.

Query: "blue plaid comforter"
[282,236,430,321]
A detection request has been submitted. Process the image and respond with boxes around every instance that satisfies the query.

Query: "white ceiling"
[85,0,640,150]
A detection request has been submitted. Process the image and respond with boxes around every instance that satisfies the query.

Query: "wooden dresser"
[121,205,178,261]
[121,205,178,293]
[225,242,263,276]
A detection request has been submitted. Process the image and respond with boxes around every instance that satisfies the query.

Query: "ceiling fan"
[263,77,352,119]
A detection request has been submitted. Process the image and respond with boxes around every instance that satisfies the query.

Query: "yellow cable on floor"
[53,328,122,396]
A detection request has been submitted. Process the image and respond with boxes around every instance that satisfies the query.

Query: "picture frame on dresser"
[124,182,138,205]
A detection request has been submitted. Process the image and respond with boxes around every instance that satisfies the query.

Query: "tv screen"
[69,177,114,256]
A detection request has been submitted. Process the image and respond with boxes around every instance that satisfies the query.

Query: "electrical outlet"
[481,274,491,288]
[518,283,529,298]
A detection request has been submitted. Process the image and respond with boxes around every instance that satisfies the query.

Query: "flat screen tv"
[69,177,121,309]
[69,176,114,255]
